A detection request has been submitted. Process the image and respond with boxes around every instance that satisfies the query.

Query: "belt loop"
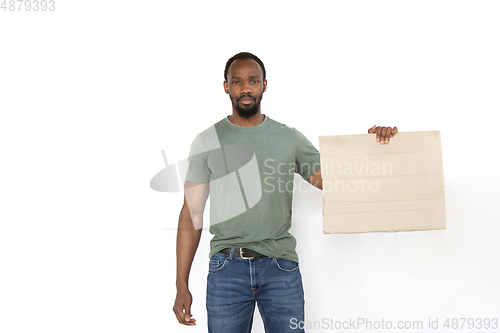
[229,247,235,260]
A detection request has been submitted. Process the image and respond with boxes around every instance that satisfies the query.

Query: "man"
[173,52,398,332]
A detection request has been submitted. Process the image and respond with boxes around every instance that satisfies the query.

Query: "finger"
[391,127,398,137]
[381,127,388,144]
[384,127,391,144]
[173,306,185,324]
[368,125,376,133]
[385,127,392,143]
[173,305,196,326]
[185,314,196,324]
[173,307,185,324]
[184,304,196,324]
[375,126,381,142]
[184,305,191,322]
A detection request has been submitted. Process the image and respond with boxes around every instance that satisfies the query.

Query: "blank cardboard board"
[319,131,446,234]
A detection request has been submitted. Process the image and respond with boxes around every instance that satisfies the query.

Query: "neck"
[228,111,265,127]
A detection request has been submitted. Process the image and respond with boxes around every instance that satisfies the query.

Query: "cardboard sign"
[319,131,446,234]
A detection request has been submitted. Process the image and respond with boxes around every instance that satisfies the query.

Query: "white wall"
[1,1,499,332]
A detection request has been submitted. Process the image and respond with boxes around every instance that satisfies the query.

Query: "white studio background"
[1,1,499,333]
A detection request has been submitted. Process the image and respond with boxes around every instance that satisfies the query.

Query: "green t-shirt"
[185,114,321,263]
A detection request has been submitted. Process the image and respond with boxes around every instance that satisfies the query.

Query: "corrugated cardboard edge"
[322,226,446,234]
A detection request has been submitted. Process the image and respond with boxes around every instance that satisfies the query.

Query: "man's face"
[224,59,267,118]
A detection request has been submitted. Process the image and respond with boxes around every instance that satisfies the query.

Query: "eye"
[251,80,260,84]
[232,81,240,85]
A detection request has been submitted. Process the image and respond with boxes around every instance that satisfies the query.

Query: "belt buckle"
[240,248,254,259]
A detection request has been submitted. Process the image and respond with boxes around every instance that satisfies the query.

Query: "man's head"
[223,52,267,119]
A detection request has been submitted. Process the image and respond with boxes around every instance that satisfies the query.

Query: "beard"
[230,93,263,119]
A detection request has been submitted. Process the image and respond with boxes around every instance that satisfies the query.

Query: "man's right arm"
[173,181,209,326]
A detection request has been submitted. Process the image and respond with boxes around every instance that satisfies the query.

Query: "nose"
[241,81,252,94]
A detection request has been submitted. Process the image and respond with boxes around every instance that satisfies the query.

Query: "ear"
[263,79,267,93]
[223,81,229,94]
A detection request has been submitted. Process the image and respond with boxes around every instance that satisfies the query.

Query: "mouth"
[239,96,254,105]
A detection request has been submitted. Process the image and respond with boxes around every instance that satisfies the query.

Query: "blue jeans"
[206,248,305,333]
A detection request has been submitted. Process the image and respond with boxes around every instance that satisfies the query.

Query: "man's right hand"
[173,287,196,325]
[173,183,207,326]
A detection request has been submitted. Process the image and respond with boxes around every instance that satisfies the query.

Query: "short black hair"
[224,52,266,82]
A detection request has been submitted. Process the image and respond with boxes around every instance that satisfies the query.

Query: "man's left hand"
[368,125,398,145]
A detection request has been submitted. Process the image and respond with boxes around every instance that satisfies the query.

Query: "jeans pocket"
[208,256,228,273]
[273,258,299,273]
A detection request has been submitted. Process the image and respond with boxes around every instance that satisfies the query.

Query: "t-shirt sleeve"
[185,133,211,183]
[294,128,321,180]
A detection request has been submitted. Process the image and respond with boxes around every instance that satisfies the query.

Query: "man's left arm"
[306,125,399,190]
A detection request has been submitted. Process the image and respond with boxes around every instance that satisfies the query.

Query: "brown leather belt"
[220,247,265,259]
